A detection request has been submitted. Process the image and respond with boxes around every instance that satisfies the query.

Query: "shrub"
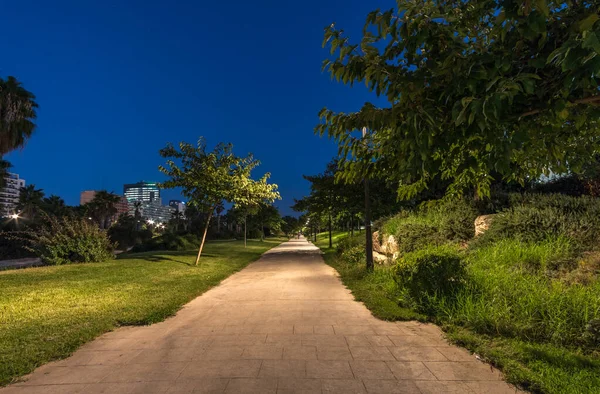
[131,232,199,253]
[420,198,479,241]
[107,215,152,249]
[394,245,465,311]
[10,215,114,265]
[394,222,447,253]
[477,194,600,251]
[340,245,366,265]
[336,234,365,254]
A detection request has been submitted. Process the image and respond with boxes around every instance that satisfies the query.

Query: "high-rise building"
[133,201,174,223]
[124,181,160,204]
[168,199,186,213]
[80,190,96,205]
[0,173,25,217]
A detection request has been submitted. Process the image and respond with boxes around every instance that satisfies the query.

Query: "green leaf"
[582,32,600,55]
[580,13,600,32]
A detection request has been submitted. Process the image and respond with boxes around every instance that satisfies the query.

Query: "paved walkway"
[3,238,520,394]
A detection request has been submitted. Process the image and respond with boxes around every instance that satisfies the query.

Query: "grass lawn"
[0,237,284,386]
[313,232,600,393]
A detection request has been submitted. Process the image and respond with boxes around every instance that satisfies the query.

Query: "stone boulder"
[474,214,495,237]
[381,234,400,259]
[372,231,383,254]
[373,251,388,265]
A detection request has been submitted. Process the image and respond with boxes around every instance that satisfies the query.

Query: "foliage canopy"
[317,0,600,199]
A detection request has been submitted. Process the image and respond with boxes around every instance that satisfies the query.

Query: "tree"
[281,215,301,238]
[0,76,38,155]
[16,184,44,220]
[253,204,283,241]
[159,138,280,264]
[42,195,68,217]
[0,159,11,188]
[85,191,120,229]
[294,161,342,248]
[232,171,281,247]
[317,1,600,200]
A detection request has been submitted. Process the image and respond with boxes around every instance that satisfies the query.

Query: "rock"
[474,214,495,237]
[382,234,399,256]
[372,231,383,253]
[373,251,388,265]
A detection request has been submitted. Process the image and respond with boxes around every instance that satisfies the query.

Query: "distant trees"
[84,191,121,229]
[16,184,44,220]
[317,1,600,200]
[281,215,301,238]
[159,138,280,265]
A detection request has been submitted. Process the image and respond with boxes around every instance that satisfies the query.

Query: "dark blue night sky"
[2,0,389,215]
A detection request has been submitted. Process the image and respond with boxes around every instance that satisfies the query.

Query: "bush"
[477,194,600,251]
[10,215,114,265]
[107,215,153,250]
[336,234,365,254]
[340,245,365,265]
[131,232,199,253]
[394,245,465,311]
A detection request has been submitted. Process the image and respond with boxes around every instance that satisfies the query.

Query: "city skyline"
[1,0,389,216]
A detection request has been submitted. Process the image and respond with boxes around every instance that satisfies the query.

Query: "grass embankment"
[314,195,600,394]
[0,238,284,386]
[315,231,426,322]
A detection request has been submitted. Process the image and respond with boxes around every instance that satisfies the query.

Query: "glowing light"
[10,213,19,220]
[147,219,155,225]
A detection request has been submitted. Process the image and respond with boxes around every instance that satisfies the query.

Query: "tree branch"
[520,96,600,118]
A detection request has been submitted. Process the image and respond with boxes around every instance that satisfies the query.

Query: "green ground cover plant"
[317,194,600,393]
[0,238,284,386]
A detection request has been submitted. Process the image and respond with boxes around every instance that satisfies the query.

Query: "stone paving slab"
[1,238,524,393]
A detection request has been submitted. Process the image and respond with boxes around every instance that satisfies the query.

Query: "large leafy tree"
[159,138,280,264]
[317,1,600,200]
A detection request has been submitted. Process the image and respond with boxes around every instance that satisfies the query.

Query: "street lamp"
[363,127,374,271]
[10,213,19,220]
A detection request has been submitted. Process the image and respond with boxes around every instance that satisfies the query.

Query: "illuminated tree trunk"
[195,207,214,266]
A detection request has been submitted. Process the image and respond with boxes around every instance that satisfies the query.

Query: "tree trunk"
[328,211,333,249]
[364,178,374,271]
[350,215,354,237]
[195,209,214,266]
[217,214,221,233]
[261,221,264,242]
[244,214,247,248]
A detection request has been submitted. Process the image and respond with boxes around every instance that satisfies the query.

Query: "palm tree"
[43,195,67,216]
[133,201,142,230]
[86,191,120,229]
[0,159,11,188]
[16,184,45,220]
[0,76,38,155]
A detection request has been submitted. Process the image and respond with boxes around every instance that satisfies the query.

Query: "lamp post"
[363,127,374,271]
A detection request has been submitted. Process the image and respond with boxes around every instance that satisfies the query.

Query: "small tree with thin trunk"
[159,138,276,265]
[232,171,281,247]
